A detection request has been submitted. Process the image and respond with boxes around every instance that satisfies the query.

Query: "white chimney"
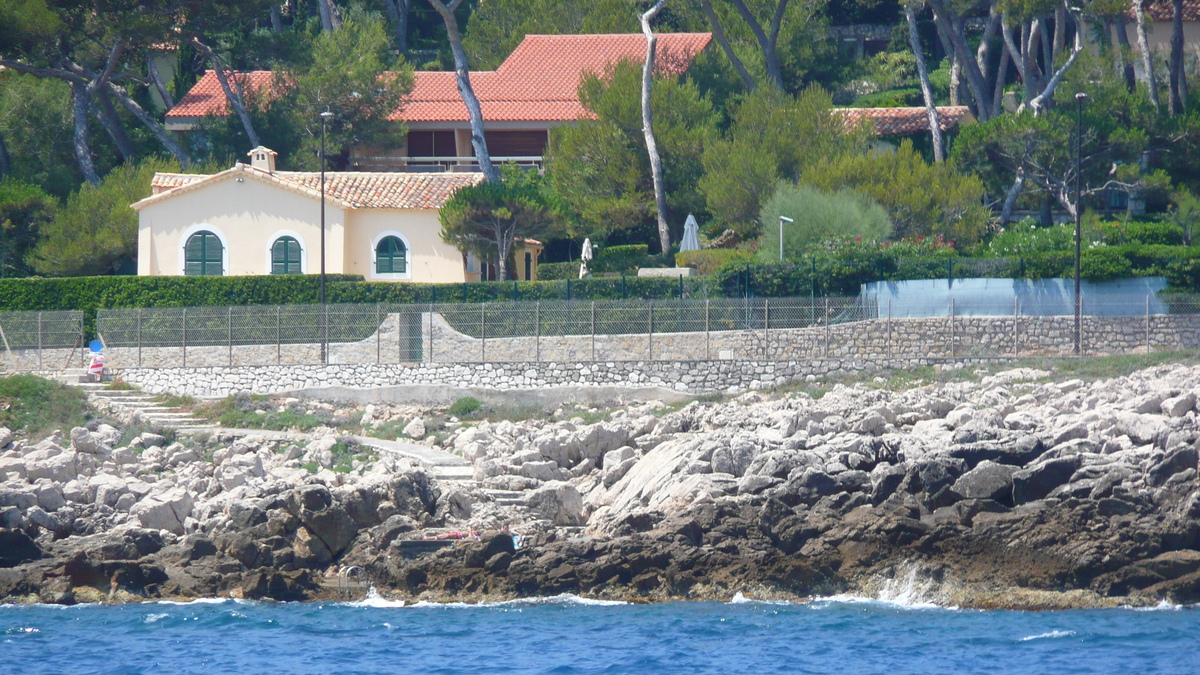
[247,146,277,173]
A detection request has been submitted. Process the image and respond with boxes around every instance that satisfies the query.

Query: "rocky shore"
[4,363,1200,609]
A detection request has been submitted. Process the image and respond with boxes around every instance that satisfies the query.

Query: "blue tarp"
[862,277,1170,317]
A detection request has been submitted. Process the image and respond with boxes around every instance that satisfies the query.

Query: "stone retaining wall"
[113,357,1005,398]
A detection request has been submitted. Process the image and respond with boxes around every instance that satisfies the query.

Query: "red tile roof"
[835,106,975,136]
[166,33,712,123]
[167,71,277,119]
[1134,0,1200,21]
[139,166,481,210]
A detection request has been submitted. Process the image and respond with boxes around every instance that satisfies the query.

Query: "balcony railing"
[348,155,544,172]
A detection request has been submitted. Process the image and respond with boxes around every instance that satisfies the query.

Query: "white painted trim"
[179,224,229,276]
[369,230,413,281]
[265,230,308,274]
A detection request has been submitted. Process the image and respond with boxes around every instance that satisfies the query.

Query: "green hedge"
[676,249,753,274]
[536,261,578,280]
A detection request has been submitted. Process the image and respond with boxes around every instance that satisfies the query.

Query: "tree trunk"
[0,130,11,179]
[381,0,411,52]
[106,81,191,167]
[428,0,498,182]
[1170,0,1186,114]
[1133,0,1160,107]
[641,0,671,255]
[949,58,961,105]
[907,5,945,163]
[146,54,175,110]
[270,5,284,33]
[1001,17,1031,105]
[929,0,992,120]
[94,91,137,163]
[991,48,1009,117]
[1053,8,1067,64]
[727,0,790,90]
[70,82,101,185]
[999,165,1027,225]
[1114,17,1137,91]
[318,0,342,32]
[699,0,756,91]
[190,38,262,148]
[1029,8,1084,114]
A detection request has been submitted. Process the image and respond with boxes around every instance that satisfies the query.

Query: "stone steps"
[64,380,214,433]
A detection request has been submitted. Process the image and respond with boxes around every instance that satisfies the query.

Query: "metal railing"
[78,295,1200,369]
[348,155,544,172]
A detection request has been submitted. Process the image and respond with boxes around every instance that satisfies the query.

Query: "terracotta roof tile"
[144,167,480,210]
[167,33,711,123]
[1132,0,1200,21]
[167,71,276,118]
[835,106,974,136]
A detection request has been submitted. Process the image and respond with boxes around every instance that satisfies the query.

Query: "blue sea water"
[2,593,1197,675]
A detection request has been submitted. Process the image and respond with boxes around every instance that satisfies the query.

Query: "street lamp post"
[778,216,793,262]
[319,110,334,364]
[1074,92,1087,355]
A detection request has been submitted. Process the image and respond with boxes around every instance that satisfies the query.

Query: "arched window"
[184,231,223,276]
[271,236,302,275]
[375,235,407,274]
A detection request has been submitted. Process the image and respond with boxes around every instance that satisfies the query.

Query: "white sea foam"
[805,593,951,611]
[729,592,790,606]
[346,589,627,609]
[1126,599,1183,612]
[1020,630,1076,641]
[143,613,170,624]
[155,598,233,606]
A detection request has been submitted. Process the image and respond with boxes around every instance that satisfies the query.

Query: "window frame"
[179,225,227,276]
[370,230,412,280]
[267,232,307,275]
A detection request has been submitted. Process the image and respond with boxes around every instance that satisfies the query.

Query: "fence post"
[227,306,233,366]
[823,297,830,358]
[276,306,281,365]
[705,298,710,361]
[37,311,43,370]
[480,302,486,362]
[181,308,187,368]
[428,302,434,363]
[137,308,142,369]
[679,275,684,299]
[376,304,382,364]
[590,301,596,362]
[1013,299,1019,357]
[950,297,956,358]
[648,300,654,360]
[1146,295,1151,354]
[567,278,572,301]
[535,301,541,363]
[763,297,770,358]
[887,299,892,358]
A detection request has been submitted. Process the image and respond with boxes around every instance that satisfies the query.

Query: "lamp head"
[320,111,335,121]
[779,216,794,223]
[1075,92,1088,101]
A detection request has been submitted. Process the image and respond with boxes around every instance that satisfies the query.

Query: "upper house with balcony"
[164,33,715,172]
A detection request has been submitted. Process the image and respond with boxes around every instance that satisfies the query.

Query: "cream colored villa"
[132,148,542,283]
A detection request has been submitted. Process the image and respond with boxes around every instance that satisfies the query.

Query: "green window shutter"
[186,231,223,276]
[271,237,301,275]
[376,236,407,275]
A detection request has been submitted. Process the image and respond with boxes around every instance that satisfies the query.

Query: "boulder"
[1161,393,1197,418]
[1148,446,1199,486]
[525,481,584,526]
[0,427,12,450]
[0,529,40,567]
[519,460,559,482]
[130,489,194,534]
[603,457,637,487]
[403,417,427,439]
[70,427,102,455]
[1012,456,1083,504]
[951,461,1016,502]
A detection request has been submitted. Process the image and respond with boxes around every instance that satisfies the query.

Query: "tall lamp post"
[778,216,793,261]
[1073,93,1087,355]
[319,110,334,364]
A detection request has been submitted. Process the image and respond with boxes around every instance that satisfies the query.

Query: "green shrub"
[448,396,482,417]
[759,183,892,261]
[536,261,579,280]
[0,375,90,439]
[1097,219,1184,246]
[986,220,1074,256]
[1080,247,1134,281]
[593,244,651,273]
[676,249,753,274]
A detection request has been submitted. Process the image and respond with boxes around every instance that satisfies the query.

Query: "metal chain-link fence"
[75,296,1200,369]
[0,310,86,371]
